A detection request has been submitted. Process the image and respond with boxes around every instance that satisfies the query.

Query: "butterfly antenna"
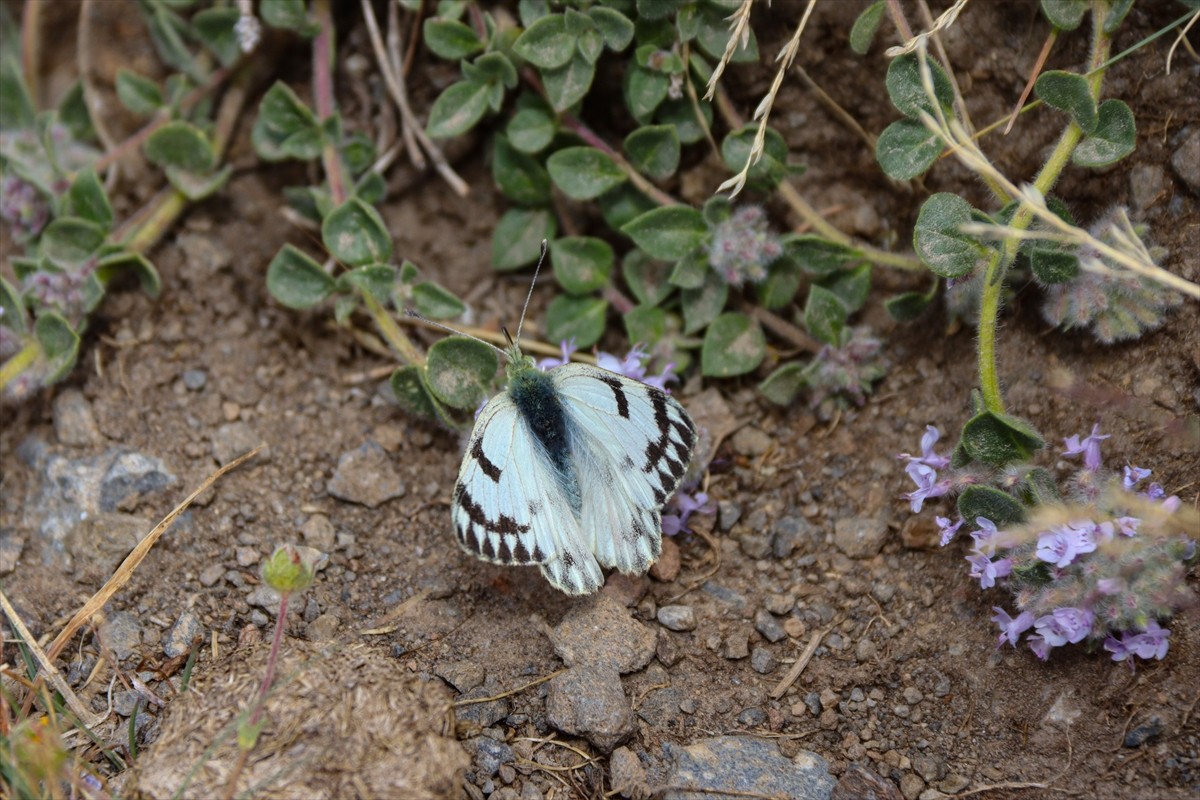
[513,239,549,348]
[404,309,507,359]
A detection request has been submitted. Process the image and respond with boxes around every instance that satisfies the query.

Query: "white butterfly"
[446,250,697,595]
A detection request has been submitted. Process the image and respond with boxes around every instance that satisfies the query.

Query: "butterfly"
[446,247,697,595]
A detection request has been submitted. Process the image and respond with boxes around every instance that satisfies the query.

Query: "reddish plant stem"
[312,0,348,204]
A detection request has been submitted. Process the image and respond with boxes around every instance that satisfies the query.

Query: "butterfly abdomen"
[508,367,582,513]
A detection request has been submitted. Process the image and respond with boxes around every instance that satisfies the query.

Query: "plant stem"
[312,0,347,206]
[0,340,39,393]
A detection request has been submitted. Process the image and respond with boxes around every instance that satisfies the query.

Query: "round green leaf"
[850,1,887,54]
[623,249,675,307]
[721,126,788,189]
[115,69,163,116]
[513,14,575,69]
[426,80,491,138]
[507,107,556,153]
[252,81,322,161]
[541,52,595,111]
[957,485,1027,527]
[390,365,440,419]
[819,264,871,313]
[961,410,1045,466]
[550,237,614,294]
[423,18,484,60]
[426,336,500,409]
[1034,70,1097,134]
[1072,99,1135,168]
[886,53,955,118]
[588,6,634,50]
[65,169,113,228]
[192,7,243,67]
[756,258,802,310]
[669,248,710,290]
[322,198,393,267]
[681,270,729,335]
[913,193,986,279]
[624,124,680,179]
[338,263,397,304]
[621,206,706,261]
[1030,248,1079,284]
[546,146,626,200]
[803,285,848,347]
[655,98,712,146]
[875,118,945,180]
[597,184,655,231]
[493,136,551,205]
[95,251,161,298]
[35,312,80,383]
[493,208,557,271]
[165,164,232,201]
[0,277,27,335]
[544,295,608,349]
[701,312,765,378]
[412,281,466,320]
[695,5,758,62]
[758,362,806,406]
[41,217,107,268]
[267,244,335,308]
[624,63,669,123]
[624,304,666,347]
[144,120,215,173]
[1040,0,1088,30]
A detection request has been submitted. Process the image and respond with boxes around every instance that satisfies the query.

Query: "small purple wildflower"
[1035,521,1097,568]
[969,517,999,557]
[966,553,1011,589]
[992,607,1035,648]
[1114,516,1140,537]
[1027,634,1052,661]
[899,425,951,470]
[662,489,713,536]
[1034,607,1095,646]
[1062,423,1109,471]
[1105,620,1170,662]
[539,341,678,391]
[1097,577,1123,595]
[537,339,577,370]
[936,516,963,547]
[1123,465,1151,490]
[903,462,951,513]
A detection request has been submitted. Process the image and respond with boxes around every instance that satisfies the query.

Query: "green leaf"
[886,53,955,118]
[493,135,551,205]
[757,258,802,310]
[597,183,655,231]
[338,263,397,304]
[260,0,318,35]
[493,208,557,271]
[655,98,712,145]
[546,146,626,199]
[144,121,215,172]
[341,132,377,175]
[65,169,113,228]
[639,0,683,22]
[423,17,484,59]
[41,217,106,268]
[850,1,887,55]
[322,199,392,267]
[462,52,518,90]
[57,82,95,142]
[783,235,864,276]
[164,164,232,201]
[875,118,945,180]
[1072,99,1135,167]
[622,249,674,307]
[819,264,871,313]
[507,107,556,153]
[267,245,335,309]
[721,126,789,190]
[681,270,728,335]
[1034,70,1097,134]
[701,312,764,378]
[192,7,242,67]
[957,486,1027,528]
[513,13,575,69]
[961,410,1045,466]
[115,69,164,116]
[885,279,938,321]
[390,365,440,419]
[1104,0,1134,33]
[1040,0,1088,30]
[35,312,80,383]
[576,26,605,65]
[545,295,608,348]
[0,54,35,131]
[621,206,706,260]
[140,2,204,82]
[426,80,491,138]
[426,336,499,409]
[1030,248,1079,284]
[624,304,666,347]
[550,237,614,294]
[588,6,634,50]
[624,124,680,179]
[0,276,27,334]
[759,362,806,406]
[695,4,758,63]
[541,51,595,111]
[669,248,710,290]
[252,82,322,161]
[412,282,466,319]
[95,251,161,297]
[803,285,847,346]
[624,63,669,123]
[702,196,733,227]
[913,193,987,279]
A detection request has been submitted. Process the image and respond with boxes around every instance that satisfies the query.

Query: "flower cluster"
[23,262,96,320]
[707,205,782,286]
[903,423,1196,665]
[0,174,50,239]
[803,326,888,410]
[662,487,713,536]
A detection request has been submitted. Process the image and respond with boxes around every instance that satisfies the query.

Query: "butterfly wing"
[552,364,697,575]
[452,392,604,595]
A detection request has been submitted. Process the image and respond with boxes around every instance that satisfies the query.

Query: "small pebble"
[754,609,787,643]
[182,369,208,390]
[722,625,752,659]
[656,604,696,632]
[198,563,225,587]
[750,646,778,674]
[235,546,260,567]
[163,610,204,658]
[736,707,767,727]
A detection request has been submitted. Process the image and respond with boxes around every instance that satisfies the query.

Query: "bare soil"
[2,2,1198,800]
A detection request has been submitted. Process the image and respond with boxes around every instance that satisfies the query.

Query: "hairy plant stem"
[0,341,38,391]
[975,1,1112,415]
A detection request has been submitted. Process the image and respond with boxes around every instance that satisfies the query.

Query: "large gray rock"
[549,594,656,674]
[662,736,835,800]
[326,441,405,508]
[545,664,635,753]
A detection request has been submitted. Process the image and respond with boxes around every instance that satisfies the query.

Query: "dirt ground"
[2,2,1198,799]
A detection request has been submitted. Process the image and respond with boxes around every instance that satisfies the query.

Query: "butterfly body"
[452,343,696,595]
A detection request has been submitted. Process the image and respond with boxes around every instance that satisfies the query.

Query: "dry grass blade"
[44,445,265,665]
[769,626,828,700]
[703,0,754,101]
[1166,6,1200,74]
[884,0,970,58]
[452,669,567,707]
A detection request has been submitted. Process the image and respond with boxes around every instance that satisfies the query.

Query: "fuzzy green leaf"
[192,7,242,67]
[547,146,626,199]
[493,208,557,271]
[0,54,34,131]
[1072,99,1135,167]
[624,63,669,123]
[390,366,440,419]
[65,169,113,228]
[95,251,161,298]
[623,249,674,307]
[35,312,80,383]
[164,164,232,201]
[513,13,575,68]
[1034,70,1097,134]
[260,0,318,35]
[0,277,26,334]
[655,98,712,145]
[721,126,789,190]
[624,304,666,347]
[621,206,706,261]
[957,485,1027,527]
[783,235,865,276]
[144,121,215,172]
[598,184,655,231]
[267,245,335,309]
[412,282,466,319]
[818,264,871,313]
[701,312,764,378]
[1040,0,1088,30]
[493,136,551,205]
[252,82,322,161]
[423,17,485,59]
[426,80,491,138]
[884,279,938,321]
[322,199,392,267]
[681,270,728,335]
[338,263,397,304]
[850,1,887,54]
[694,4,758,62]
[1030,248,1079,284]
[57,82,95,142]
[506,107,556,153]
[886,53,955,118]
[545,295,608,348]
[913,193,987,278]
[426,336,499,409]
[588,6,634,50]
[541,51,595,111]
[41,217,106,268]
[759,362,806,406]
[624,124,680,179]
[875,118,945,180]
[550,236,614,294]
[669,248,710,290]
[804,285,847,346]
[115,69,164,116]
[961,410,1045,466]
[757,258,802,310]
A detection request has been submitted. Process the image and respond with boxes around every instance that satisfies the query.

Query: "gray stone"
[656,604,696,632]
[855,638,878,662]
[750,646,778,674]
[662,736,835,800]
[717,500,742,531]
[912,754,944,782]
[872,582,897,604]
[634,686,684,726]
[198,563,224,587]
[549,594,656,674]
[463,736,513,776]
[0,530,25,575]
[738,532,773,559]
[304,613,340,641]
[771,516,810,559]
[64,512,148,584]
[53,389,100,446]
[99,611,143,660]
[163,610,204,658]
[235,546,259,567]
[833,764,903,800]
[731,426,772,456]
[833,516,888,558]
[181,369,208,391]
[754,609,787,643]
[1129,164,1167,211]
[301,513,336,551]
[1171,127,1200,192]
[702,582,748,612]
[722,624,752,660]
[736,707,766,727]
[455,686,510,729]
[899,772,924,800]
[519,783,544,800]
[764,593,795,615]
[609,747,647,799]
[546,663,635,753]
[100,452,175,512]
[246,585,281,615]
[211,422,267,467]
[435,661,486,692]
[326,441,405,508]
[656,629,682,667]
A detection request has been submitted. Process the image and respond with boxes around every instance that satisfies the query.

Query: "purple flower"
[661,489,713,536]
[1035,528,1079,568]
[992,607,1035,647]
[595,345,678,391]
[537,339,578,371]
[898,425,950,470]
[1062,423,1109,471]
[1097,577,1123,595]
[1123,465,1151,490]
[966,553,1011,589]
[1034,607,1095,646]
[1114,516,1140,537]
[1105,620,1171,662]
[936,516,963,547]
[969,517,999,556]
[1143,482,1164,500]
[904,462,951,513]
[1027,634,1052,661]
